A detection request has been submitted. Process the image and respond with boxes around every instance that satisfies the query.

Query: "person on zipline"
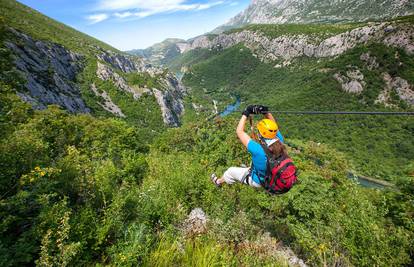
[211,105,297,194]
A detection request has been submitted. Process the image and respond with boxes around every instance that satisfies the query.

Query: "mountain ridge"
[214,0,414,33]
[135,0,414,64]
[0,0,186,127]
[127,38,189,67]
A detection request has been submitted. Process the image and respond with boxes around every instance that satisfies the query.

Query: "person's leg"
[211,167,250,186]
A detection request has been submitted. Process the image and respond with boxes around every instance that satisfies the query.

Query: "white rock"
[90,83,125,117]
[182,208,208,237]
[96,62,143,100]
[377,73,414,106]
[333,68,365,94]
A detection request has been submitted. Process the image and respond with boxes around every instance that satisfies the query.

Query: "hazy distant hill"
[127,38,188,67]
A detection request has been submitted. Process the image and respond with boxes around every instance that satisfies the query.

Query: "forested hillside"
[1,0,413,266]
[179,19,414,181]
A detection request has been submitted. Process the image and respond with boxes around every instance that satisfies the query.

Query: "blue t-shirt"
[247,130,284,184]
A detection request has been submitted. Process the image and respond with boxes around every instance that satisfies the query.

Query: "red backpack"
[260,144,298,194]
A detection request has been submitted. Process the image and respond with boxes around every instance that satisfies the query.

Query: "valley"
[0,0,413,266]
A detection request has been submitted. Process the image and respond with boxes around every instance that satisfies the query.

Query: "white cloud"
[98,0,187,11]
[88,0,232,24]
[114,11,133,18]
[86,13,109,24]
[196,1,224,10]
[94,0,226,23]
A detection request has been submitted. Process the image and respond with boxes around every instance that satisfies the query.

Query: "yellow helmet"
[257,119,278,139]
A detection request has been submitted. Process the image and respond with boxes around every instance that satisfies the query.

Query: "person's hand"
[252,105,269,114]
[242,105,255,117]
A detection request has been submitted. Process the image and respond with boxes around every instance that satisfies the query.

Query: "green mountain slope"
[179,20,414,181]
[1,96,412,265]
[141,120,413,266]
[0,0,185,129]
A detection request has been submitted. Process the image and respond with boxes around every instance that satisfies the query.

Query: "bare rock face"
[152,79,185,127]
[96,62,147,100]
[5,28,90,113]
[360,52,379,70]
[97,53,186,126]
[4,27,185,126]
[90,83,125,117]
[185,22,414,64]
[98,50,163,76]
[378,73,414,106]
[392,77,414,105]
[333,68,365,94]
[383,25,414,54]
[214,0,414,32]
[97,50,146,73]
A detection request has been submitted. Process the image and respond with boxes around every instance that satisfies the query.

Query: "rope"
[261,110,414,116]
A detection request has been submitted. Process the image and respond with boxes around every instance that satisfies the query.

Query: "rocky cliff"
[4,27,186,126]
[183,22,414,63]
[214,0,414,33]
[96,50,186,126]
[5,28,90,113]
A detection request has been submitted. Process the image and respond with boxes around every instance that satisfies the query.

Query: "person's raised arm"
[237,107,254,148]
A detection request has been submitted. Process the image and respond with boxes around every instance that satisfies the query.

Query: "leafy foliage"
[0,105,150,266]
[142,120,413,266]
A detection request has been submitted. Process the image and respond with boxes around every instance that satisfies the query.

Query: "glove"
[252,105,269,114]
[242,105,255,117]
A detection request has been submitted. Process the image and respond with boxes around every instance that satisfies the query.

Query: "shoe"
[210,173,221,187]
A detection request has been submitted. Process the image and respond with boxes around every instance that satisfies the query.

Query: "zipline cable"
[260,111,414,116]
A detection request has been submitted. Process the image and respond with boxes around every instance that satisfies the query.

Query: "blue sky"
[17,0,250,50]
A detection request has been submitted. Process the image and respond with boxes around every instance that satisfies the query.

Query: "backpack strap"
[259,143,286,185]
[259,143,272,159]
[259,143,272,186]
